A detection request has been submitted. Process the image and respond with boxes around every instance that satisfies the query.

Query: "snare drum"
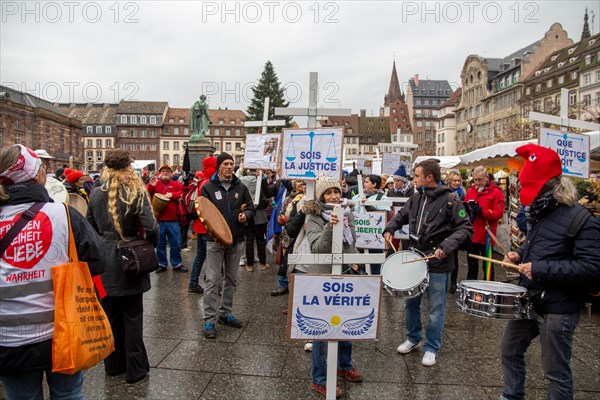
[456,280,532,320]
[381,250,429,298]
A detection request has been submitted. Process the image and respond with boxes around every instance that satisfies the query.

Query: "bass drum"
[381,249,429,298]
[68,193,88,217]
[45,176,68,204]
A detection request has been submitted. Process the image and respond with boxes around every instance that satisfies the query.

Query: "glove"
[470,202,482,216]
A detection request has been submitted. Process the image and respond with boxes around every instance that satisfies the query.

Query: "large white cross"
[529,88,600,132]
[244,97,287,203]
[275,72,354,400]
[275,72,352,200]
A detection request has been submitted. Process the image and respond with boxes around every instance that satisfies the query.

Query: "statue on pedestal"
[189,95,211,142]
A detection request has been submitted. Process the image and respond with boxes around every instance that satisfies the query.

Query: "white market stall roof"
[412,156,462,169]
[459,140,536,167]
[131,160,156,170]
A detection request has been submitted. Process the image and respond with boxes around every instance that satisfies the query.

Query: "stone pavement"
[2,247,599,399]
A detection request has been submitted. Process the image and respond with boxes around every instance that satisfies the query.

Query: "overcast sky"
[2,1,599,123]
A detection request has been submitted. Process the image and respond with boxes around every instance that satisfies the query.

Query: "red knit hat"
[516,144,562,206]
[202,156,217,180]
[64,168,84,184]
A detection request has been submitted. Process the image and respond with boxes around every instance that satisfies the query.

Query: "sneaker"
[304,342,313,352]
[337,368,363,382]
[239,258,246,266]
[203,322,216,339]
[396,339,420,354]
[245,265,254,272]
[182,247,191,253]
[218,314,243,328]
[260,263,269,270]
[422,351,437,366]
[311,383,342,398]
[271,287,289,296]
[155,266,167,274]
[188,285,204,294]
[173,265,188,272]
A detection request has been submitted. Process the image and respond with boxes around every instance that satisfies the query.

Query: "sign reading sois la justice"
[280,128,343,179]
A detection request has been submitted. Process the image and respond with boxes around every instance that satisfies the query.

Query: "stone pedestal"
[188,141,215,172]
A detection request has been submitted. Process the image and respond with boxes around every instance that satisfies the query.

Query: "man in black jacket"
[500,144,600,400]
[383,159,472,367]
[200,153,255,339]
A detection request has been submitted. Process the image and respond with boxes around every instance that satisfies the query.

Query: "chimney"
[414,74,420,87]
[360,109,366,117]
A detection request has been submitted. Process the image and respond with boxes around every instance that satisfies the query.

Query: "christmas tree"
[246,61,292,133]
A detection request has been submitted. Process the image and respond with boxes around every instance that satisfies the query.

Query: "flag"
[484,229,493,281]
[266,183,287,254]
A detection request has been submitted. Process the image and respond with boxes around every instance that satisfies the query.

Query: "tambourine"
[195,196,233,246]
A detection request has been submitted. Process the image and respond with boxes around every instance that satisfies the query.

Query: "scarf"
[319,198,354,246]
[399,181,412,196]
[525,188,556,230]
[452,186,464,198]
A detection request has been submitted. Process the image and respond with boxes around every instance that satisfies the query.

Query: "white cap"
[34,149,55,159]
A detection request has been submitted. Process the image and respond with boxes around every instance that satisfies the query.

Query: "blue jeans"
[312,341,353,385]
[278,275,288,289]
[500,312,580,400]
[404,271,450,353]
[156,221,182,268]
[0,370,84,400]
[189,234,207,288]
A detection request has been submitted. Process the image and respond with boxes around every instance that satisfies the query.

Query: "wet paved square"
[3,249,598,399]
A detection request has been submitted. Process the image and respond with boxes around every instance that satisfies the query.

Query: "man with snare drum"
[383,159,472,366]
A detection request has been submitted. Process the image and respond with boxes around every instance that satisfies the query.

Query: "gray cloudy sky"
[1,1,599,122]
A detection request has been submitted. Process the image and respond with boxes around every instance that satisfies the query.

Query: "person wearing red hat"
[500,144,600,400]
[187,155,217,294]
[63,168,88,202]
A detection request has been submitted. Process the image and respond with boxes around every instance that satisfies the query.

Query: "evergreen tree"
[246,61,292,133]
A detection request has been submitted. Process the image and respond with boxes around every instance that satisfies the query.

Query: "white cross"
[275,72,351,200]
[276,73,352,400]
[529,88,600,132]
[244,97,287,204]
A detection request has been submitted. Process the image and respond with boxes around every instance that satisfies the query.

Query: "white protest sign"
[356,159,372,175]
[353,212,386,250]
[244,133,281,170]
[392,206,410,239]
[539,128,590,178]
[288,274,381,341]
[372,160,382,175]
[281,128,343,180]
[382,153,412,176]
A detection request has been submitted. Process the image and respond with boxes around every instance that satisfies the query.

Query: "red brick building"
[0,85,83,172]
[116,101,168,162]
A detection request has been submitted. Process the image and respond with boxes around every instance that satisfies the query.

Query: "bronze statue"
[190,95,211,142]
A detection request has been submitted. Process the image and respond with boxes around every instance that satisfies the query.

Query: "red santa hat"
[516,144,562,206]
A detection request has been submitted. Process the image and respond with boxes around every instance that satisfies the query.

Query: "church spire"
[385,61,404,105]
[581,8,591,40]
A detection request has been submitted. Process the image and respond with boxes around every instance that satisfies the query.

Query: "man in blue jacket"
[501,144,600,400]
[200,153,255,339]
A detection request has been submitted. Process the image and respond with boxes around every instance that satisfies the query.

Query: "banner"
[353,211,386,250]
[539,128,590,178]
[244,133,281,170]
[281,128,343,180]
[288,274,381,341]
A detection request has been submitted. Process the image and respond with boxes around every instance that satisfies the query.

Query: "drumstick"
[468,253,520,271]
[387,239,397,253]
[400,254,437,264]
[485,226,508,255]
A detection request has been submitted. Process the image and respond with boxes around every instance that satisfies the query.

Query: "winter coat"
[200,174,255,243]
[384,185,473,273]
[302,200,357,274]
[517,203,600,314]
[87,186,158,297]
[146,178,183,221]
[464,183,504,244]
[0,182,105,376]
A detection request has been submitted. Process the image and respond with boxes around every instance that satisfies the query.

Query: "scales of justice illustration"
[285,130,339,178]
